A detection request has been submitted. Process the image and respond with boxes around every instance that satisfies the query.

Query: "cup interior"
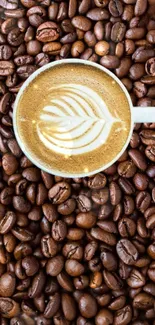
[13,58,134,178]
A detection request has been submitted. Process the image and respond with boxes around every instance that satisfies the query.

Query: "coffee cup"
[13,59,155,178]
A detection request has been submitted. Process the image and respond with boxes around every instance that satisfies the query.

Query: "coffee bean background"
[0,0,155,324]
[0,0,155,106]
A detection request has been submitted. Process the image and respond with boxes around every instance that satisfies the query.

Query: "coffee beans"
[79,293,97,318]
[0,1,155,323]
[116,239,139,265]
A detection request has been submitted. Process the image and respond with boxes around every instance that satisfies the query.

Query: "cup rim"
[13,58,134,178]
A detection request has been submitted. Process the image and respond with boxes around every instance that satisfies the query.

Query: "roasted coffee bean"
[79,293,97,318]
[109,181,122,205]
[95,309,113,325]
[76,212,97,229]
[0,61,15,76]
[76,194,92,212]
[116,239,138,265]
[44,292,60,318]
[100,55,120,69]
[41,235,58,258]
[36,22,60,42]
[133,293,154,309]
[52,220,67,241]
[90,227,116,246]
[129,149,147,170]
[113,305,132,325]
[72,16,92,31]
[0,211,16,234]
[65,259,84,277]
[48,182,71,204]
[0,272,16,297]
[118,217,136,237]
[2,153,18,175]
[0,298,20,318]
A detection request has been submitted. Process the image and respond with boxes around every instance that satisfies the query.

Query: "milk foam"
[37,84,122,156]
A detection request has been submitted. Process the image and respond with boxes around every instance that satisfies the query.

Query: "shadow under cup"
[13,59,134,178]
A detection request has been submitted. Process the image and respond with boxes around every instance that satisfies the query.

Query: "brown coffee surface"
[16,62,131,175]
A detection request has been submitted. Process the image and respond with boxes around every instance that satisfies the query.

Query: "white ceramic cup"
[13,58,155,178]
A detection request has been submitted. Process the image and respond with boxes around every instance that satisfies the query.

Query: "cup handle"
[131,106,155,123]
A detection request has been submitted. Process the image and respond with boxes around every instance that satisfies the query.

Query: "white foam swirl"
[37,84,121,155]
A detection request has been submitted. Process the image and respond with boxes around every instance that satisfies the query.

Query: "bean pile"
[0,122,155,325]
[0,0,155,107]
[0,0,155,325]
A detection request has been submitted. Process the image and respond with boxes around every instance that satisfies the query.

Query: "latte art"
[16,62,131,175]
[37,84,121,155]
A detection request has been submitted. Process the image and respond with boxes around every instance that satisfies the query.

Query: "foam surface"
[16,63,131,175]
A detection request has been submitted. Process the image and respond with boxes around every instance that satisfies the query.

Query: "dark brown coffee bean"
[141,75,155,85]
[48,3,58,20]
[92,188,109,205]
[133,172,149,190]
[67,227,85,241]
[0,93,11,115]
[129,63,145,80]
[0,272,16,297]
[65,259,84,277]
[43,42,61,55]
[113,305,132,325]
[0,298,20,318]
[52,220,67,242]
[145,145,155,162]
[21,256,39,277]
[12,227,34,242]
[118,217,136,237]
[71,40,85,56]
[145,58,155,76]
[76,212,97,229]
[79,293,97,318]
[0,45,12,60]
[72,16,92,31]
[44,293,60,318]
[13,196,31,213]
[118,160,137,178]
[95,309,113,325]
[133,292,154,309]
[136,191,151,213]
[0,61,15,76]
[100,250,117,271]
[76,194,92,212]
[133,47,155,63]
[0,211,16,234]
[116,57,132,78]
[129,149,147,170]
[100,55,120,69]
[116,239,139,265]
[103,270,123,291]
[2,153,18,175]
[127,268,145,288]
[61,293,76,320]
[109,0,123,17]
[111,22,126,42]
[123,195,135,214]
[41,235,58,258]
[146,30,155,44]
[36,22,60,42]
[97,220,117,234]
[109,181,122,205]
[86,8,109,21]
[90,227,116,246]
[1,187,14,205]
[48,182,71,204]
